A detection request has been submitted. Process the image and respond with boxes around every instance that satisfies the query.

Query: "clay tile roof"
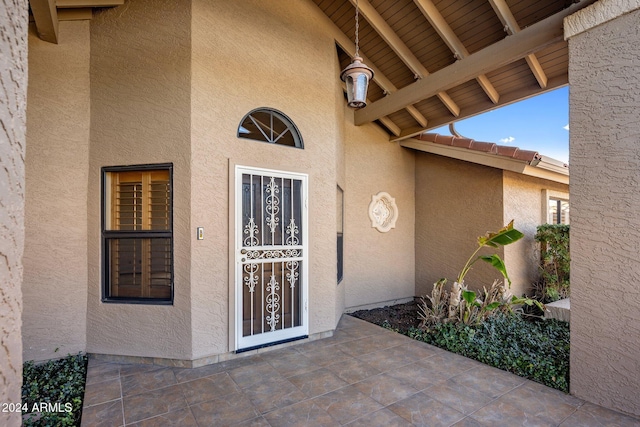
[416,133,542,164]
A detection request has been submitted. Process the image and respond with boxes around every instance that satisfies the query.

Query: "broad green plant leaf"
[462,290,477,305]
[477,220,524,248]
[479,255,511,286]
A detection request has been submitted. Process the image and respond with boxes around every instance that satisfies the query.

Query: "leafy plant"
[410,313,570,392]
[22,353,87,426]
[457,220,524,286]
[534,224,570,302]
[419,222,542,329]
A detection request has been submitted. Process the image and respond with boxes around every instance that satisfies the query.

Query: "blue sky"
[432,86,569,163]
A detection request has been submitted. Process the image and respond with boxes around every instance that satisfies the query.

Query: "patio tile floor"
[81,315,640,426]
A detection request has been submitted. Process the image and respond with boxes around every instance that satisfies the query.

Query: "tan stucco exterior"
[343,114,416,310]
[0,1,27,424]
[503,171,569,297]
[23,21,90,362]
[20,0,417,364]
[415,153,505,297]
[566,2,640,417]
[415,154,569,298]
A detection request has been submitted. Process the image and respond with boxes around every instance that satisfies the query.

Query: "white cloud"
[499,136,515,144]
[563,124,569,131]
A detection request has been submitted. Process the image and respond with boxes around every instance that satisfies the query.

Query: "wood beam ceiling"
[30,0,124,43]
[348,0,460,118]
[413,0,500,104]
[488,0,548,88]
[391,74,568,142]
[318,3,422,129]
[354,0,593,127]
[29,0,58,43]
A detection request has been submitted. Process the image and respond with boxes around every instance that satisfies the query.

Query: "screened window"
[102,165,173,303]
[548,197,570,224]
[237,108,303,148]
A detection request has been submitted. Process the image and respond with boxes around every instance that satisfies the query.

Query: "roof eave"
[400,139,569,185]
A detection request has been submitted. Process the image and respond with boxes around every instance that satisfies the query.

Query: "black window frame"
[101,163,174,304]
[237,107,304,149]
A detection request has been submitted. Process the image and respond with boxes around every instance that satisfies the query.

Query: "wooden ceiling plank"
[413,0,500,103]
[355,0,595,126]
[29,0,58,43]
[489,0,548,88]
[390,74,568,142]
[348,0,460,117]
[406,105,427,127]
[321,1,430,126]
[379,116,402,136]
[56,0,124,7]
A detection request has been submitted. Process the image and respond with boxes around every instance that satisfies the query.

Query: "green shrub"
[22,353,88,426]
[409,313,570,392]
[534,224,570,302]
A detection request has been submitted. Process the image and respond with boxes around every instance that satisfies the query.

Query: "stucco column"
[0,1,27,426]
[565,0,640,417]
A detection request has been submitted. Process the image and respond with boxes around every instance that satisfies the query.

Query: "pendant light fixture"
[340,0,374,109]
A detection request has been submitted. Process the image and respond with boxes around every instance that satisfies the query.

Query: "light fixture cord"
[354,0,360,57]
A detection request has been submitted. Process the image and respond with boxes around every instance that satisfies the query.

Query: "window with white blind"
[102,165,173,303]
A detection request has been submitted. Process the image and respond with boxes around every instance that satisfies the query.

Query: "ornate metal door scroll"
[235,167,308,350]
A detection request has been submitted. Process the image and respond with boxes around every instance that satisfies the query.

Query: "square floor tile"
[190,392,259,426]
[352,373,420,406]
[346,408,413,427]
[83,376,122,408]
[242,377,307,413]
[122,384,187,424]
[228,362,283,389]
[288,368,349,398]
[179,372,240,405]
[312,385,384,424]
[264,399,339,427]
[80,399,124,427]
[424,379,495,415]
[265,353,322,378]
[121,367,177,397]
[560,402,640,427]
[388,392,466,427]
[128,407,198,427]
[325,357,381,384]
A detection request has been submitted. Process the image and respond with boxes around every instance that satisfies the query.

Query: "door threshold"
[235,335,309,354]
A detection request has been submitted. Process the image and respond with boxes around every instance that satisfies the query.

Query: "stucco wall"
[567,4,640,417]
[190,0,343,357]
[502,171,568,297]
[87,0,193,359]
[23,21,90,362]
[343,116,415,310]
[415,153,504,297]
[0,1,26,425]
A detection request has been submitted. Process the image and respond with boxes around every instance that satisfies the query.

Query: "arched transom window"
[237,108,303,149]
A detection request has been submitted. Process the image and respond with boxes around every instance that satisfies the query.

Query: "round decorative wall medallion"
[368,192,398,233]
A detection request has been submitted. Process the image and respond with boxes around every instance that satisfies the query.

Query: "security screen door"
[235,166,308,350]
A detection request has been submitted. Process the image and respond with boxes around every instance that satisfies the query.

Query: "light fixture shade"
[340,56,374,109]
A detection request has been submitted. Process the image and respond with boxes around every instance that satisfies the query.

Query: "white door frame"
[234,165,309,351]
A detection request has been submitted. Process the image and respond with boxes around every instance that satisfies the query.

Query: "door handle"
[240,249,247,254]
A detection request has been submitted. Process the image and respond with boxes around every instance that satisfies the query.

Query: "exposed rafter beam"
[489,0,548,88]
[390,74,568,142]
[348,0,460,117]
[29,0,58,43]
[413,0,500,104]
[323,7,428,127]
[56,0,124,7]
[341,83,401,136]
[354,0,594,126]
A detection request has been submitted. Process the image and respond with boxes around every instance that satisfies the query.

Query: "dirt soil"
[350,299,421,334]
